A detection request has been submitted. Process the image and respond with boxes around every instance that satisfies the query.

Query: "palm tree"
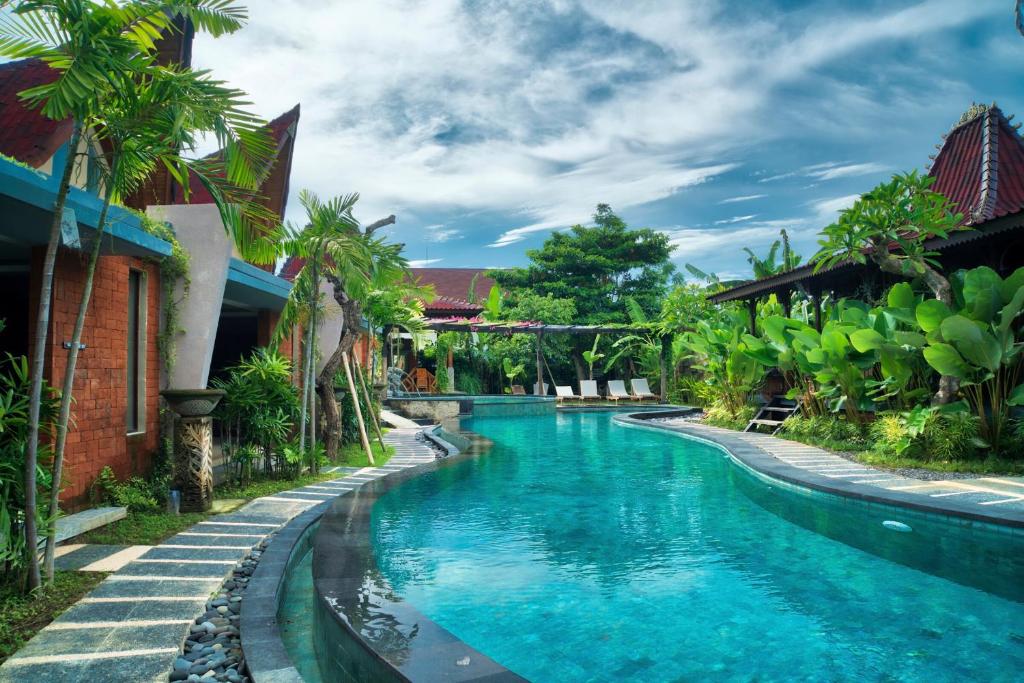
[43,63,279,582]
[0,0,253,591]
[274,191,373,458]
[743,229,802,279]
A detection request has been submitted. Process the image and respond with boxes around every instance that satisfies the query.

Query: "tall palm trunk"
[317,276,362,460]
[43,154,120,582]
[24,123,82,590]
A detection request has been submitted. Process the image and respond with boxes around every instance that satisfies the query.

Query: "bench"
[53,506,127,544]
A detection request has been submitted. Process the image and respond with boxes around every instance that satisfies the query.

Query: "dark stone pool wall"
[311,427,528,683]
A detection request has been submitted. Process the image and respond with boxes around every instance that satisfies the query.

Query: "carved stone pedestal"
[173,415,214,512]
[162,389,224,514]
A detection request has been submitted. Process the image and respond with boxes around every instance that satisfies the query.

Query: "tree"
[489,204,675,323]
[743,229,802,279]
[44,62,278,581]
[814,171,965,404]
[490,204,674,380]
[0,0,253,591]
[275,193,410,461]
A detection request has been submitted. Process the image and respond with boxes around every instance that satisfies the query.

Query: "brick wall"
[32,248,161,510]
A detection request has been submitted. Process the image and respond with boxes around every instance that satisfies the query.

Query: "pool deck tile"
[0,425,439,683]
[622,413,1024,525]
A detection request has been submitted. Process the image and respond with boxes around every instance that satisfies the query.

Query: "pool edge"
[614,411,1024,530]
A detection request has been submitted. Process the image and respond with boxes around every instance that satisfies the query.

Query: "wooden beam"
[811,290,823,331]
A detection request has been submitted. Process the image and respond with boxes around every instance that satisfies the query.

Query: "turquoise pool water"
[372,412,1024,682]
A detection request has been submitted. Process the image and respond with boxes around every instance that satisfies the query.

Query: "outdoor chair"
[606,380,636,402]
[511,384,526,395]
[579,380,601,401]
[630,378,659,402]
[555,385,579,402]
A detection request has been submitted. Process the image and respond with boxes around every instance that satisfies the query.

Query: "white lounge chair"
[534,381,549,395]
[606,380,635,402]
[630,378,659,402]
[579,380,601,401]
[555,385,579,402]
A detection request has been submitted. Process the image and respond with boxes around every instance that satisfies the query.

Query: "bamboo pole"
[353,353,387,453]
[342,351,375,466]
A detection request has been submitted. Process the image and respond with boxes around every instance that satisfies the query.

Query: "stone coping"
[311,428,528,683]
[240,501,328,683]
[615,411,1024,529]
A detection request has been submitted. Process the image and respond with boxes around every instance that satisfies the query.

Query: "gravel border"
[171,538,272,682]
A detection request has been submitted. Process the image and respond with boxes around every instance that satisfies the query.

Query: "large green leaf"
[940,315,1001,372]
[962,266,1003,322]
[916,299,952,333]
[887,282,915,310]
[820,328,850,357]
[1008,384,1024,407]
[923,343,971,379]
[850,328,885,352]
[1000,267,1024,303]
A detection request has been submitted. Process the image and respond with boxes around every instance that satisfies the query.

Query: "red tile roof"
[929,104,1024,224]
[172,104,301,219]
[0,59,72,167]
[277,263,497,316]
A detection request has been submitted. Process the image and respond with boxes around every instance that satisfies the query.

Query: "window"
[126,270,146,433]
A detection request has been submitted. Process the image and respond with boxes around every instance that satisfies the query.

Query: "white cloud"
[426,225,461,242]
[189,0,999,247]
[408,258,444,268]
[713,214,756,225]
[719,194,766,204]
[810,194,861,220]
[806,162,888,181]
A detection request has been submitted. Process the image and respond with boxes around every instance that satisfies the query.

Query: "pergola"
[420,318,672,401]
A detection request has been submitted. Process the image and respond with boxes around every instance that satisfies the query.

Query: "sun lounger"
[579,380,601,401]
[555,385,579,402]
[606,380,636,402]
[630,378,659,402]
[511,384,526,395]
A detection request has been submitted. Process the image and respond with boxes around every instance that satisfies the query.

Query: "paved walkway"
[652,417,1024,513]
[0,425,437,683]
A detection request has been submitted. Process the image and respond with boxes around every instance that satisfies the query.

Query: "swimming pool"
[371,411,1024,681]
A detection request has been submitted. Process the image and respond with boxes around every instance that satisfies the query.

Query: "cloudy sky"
[193,0,1022,280]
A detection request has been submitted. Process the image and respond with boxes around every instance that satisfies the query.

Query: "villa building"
[711,104,1024,327]
[0,36,299,507]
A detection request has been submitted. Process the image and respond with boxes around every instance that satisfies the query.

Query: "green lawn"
[0,571,108,664]
[77,511,208,546]
[78,441,395,546]
[335,440,394,468]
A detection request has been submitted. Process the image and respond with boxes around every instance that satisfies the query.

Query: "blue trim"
[227,258,292,298]
[0,157,172,258]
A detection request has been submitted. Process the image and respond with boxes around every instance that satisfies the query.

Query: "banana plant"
[914,266,1024,451]
[582,334,604,380]
[502,357,525,393]
[679,314,765,417]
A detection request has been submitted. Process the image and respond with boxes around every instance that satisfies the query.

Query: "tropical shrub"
[703,404,756,431]
[0,355,58,586]
[915,266,1024,452]
[213,349,300,481]
[91,467,159,513]
[679,311,765,418]
[780,415,868,452]
[870,408,981,460]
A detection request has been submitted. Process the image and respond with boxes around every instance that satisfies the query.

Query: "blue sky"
[195,0,1023,280]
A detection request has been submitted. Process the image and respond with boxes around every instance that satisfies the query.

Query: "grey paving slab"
[2,427,440,683]
[54,543,135,570]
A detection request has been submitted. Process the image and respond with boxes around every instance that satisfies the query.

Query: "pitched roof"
[170,104,301,219]
[0,59,72,167]
[928,104,1024,225]
[710,104,1024,303]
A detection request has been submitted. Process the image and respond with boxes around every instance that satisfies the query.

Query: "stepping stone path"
[0,420,438,683]
[653,418,1024,513]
